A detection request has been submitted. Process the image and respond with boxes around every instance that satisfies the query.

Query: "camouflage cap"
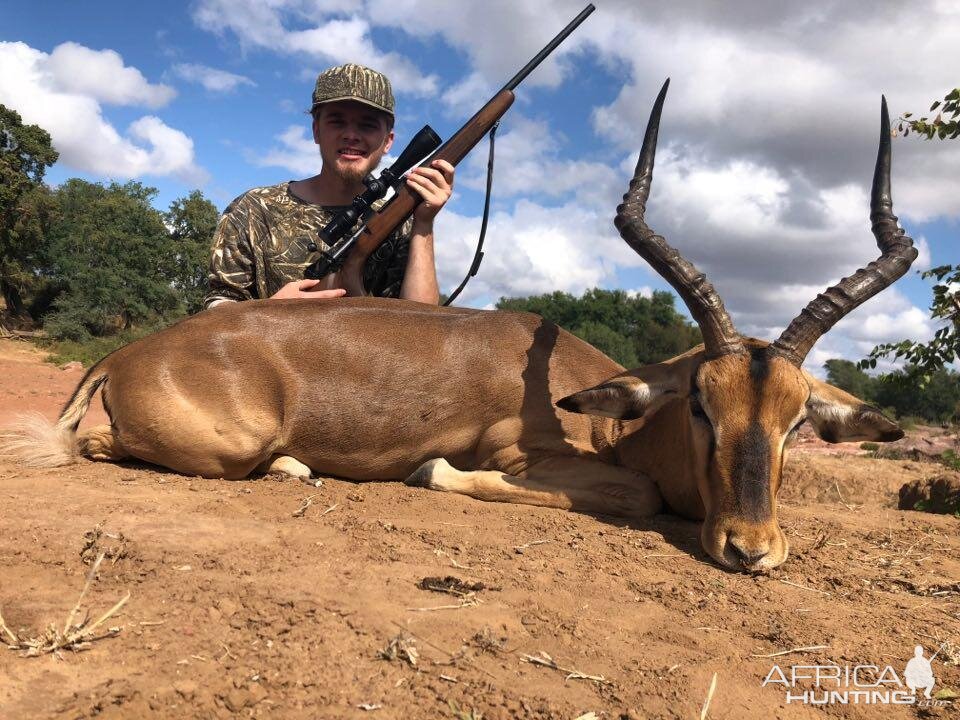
[310,63,394,116]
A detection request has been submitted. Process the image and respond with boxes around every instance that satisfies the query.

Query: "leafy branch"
[861,264,959,373]
[895,87,960,140]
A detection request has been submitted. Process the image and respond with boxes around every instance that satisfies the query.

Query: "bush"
[37,322,167,367]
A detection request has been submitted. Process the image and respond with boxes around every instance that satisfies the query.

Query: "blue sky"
[2,0,958,373]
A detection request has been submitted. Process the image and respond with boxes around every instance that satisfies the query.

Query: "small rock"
[899,474,960,514]
[248,683,268,703]
[222,689,251,712]
[60,361,83,371]
[217,598,240,617]
[173,681,197,700]
[347,490,365,502]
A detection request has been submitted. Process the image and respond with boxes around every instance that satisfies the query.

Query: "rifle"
[303,3,596,285]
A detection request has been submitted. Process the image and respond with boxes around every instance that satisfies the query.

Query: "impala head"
[558,81,916,572]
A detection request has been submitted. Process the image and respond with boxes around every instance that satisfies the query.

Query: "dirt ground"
[0,338,958,720]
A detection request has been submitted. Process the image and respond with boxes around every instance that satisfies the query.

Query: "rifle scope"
[313,124,442,250]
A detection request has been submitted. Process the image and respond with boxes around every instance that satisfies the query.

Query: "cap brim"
[309,95,394,116]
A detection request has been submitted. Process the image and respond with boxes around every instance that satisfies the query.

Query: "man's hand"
[270,279,347,300]
[407,159,455,224]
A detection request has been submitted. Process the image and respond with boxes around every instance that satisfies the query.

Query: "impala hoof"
[405,458,447,488]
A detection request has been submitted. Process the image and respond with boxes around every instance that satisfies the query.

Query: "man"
[203,63,454,309]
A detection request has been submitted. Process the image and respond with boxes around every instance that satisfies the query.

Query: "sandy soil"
[0,338,958,720]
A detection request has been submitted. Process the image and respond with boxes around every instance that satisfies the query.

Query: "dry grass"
[378,632,419,667]
[0,551,129,658]
[700,672,718,720]
[80,523,129,565]
[469,626,507,654]
[520,650,611,685]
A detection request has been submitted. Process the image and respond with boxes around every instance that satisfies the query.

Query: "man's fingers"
[409,160,454,223]
[271,278,347,300]
[407,174,450,206]
[430,159,455,183]
[406,173,434,200]
[299,288,346,299]
[409,167,449,189]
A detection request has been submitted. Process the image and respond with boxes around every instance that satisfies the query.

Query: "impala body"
[2,83,915,572]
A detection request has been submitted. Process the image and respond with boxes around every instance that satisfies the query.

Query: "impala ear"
[557,366,685,420]
[805,374,903,443]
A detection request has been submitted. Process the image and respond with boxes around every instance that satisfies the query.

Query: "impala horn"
[615,79,745,359]
[770,97,918,366]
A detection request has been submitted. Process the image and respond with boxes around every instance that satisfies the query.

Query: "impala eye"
[690,396,709,422]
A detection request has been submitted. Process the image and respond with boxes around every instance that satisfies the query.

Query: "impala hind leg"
[257,454,311,480]
[405,457,662,518]
[77,425,129,462]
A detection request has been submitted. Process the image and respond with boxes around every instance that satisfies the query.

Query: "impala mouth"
[701,519,789,572]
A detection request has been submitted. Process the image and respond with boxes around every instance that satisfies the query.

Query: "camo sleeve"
[202,197,258,309]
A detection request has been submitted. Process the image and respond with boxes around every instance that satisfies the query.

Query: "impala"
[2,82,915,571]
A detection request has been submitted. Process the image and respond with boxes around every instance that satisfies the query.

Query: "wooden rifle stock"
[345,90,515,271]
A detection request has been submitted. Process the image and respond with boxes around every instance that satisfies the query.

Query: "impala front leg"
[405,457,662,519]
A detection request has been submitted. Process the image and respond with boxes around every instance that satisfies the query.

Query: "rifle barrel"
[501,4,595,92]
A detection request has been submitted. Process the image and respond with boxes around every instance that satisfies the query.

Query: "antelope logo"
[0,81,915,572]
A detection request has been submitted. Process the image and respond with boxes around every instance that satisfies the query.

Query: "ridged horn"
[614,79,745,360]
[770,97,918,366]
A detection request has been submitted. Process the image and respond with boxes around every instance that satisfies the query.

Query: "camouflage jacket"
[203,182,414,309]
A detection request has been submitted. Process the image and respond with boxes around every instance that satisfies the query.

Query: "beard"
[327,148,381,185]
[335,159,368,184]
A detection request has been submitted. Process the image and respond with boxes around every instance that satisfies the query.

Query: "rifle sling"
[443,121,498,307]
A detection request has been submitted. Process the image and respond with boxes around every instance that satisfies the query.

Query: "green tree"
[824,359,876,401]
[823,357,960,425]
[0,105,59,321]
[872,367,960,424]
[496,288,700,366]
[43,179,181,341]
[165,190,218,314]
[574,320,640,367]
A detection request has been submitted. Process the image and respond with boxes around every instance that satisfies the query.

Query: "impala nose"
[728,536,769,568]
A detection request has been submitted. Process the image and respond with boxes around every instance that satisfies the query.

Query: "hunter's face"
[313,101,394,183]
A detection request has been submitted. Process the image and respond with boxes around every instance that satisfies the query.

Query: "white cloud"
[0,41,205,184]
[172,63,255,93]
[250,125,319,175]
[459,115,620,207]
[127,117,206,184]
[365,0,587,97]
[191,0,437,96]
[914,235,932,272]
[47,41,176,108]
[582,1,960,220]
[440,72,495,117]
[434,198,643,306]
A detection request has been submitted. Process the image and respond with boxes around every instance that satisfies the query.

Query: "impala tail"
[0,364,108,467]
